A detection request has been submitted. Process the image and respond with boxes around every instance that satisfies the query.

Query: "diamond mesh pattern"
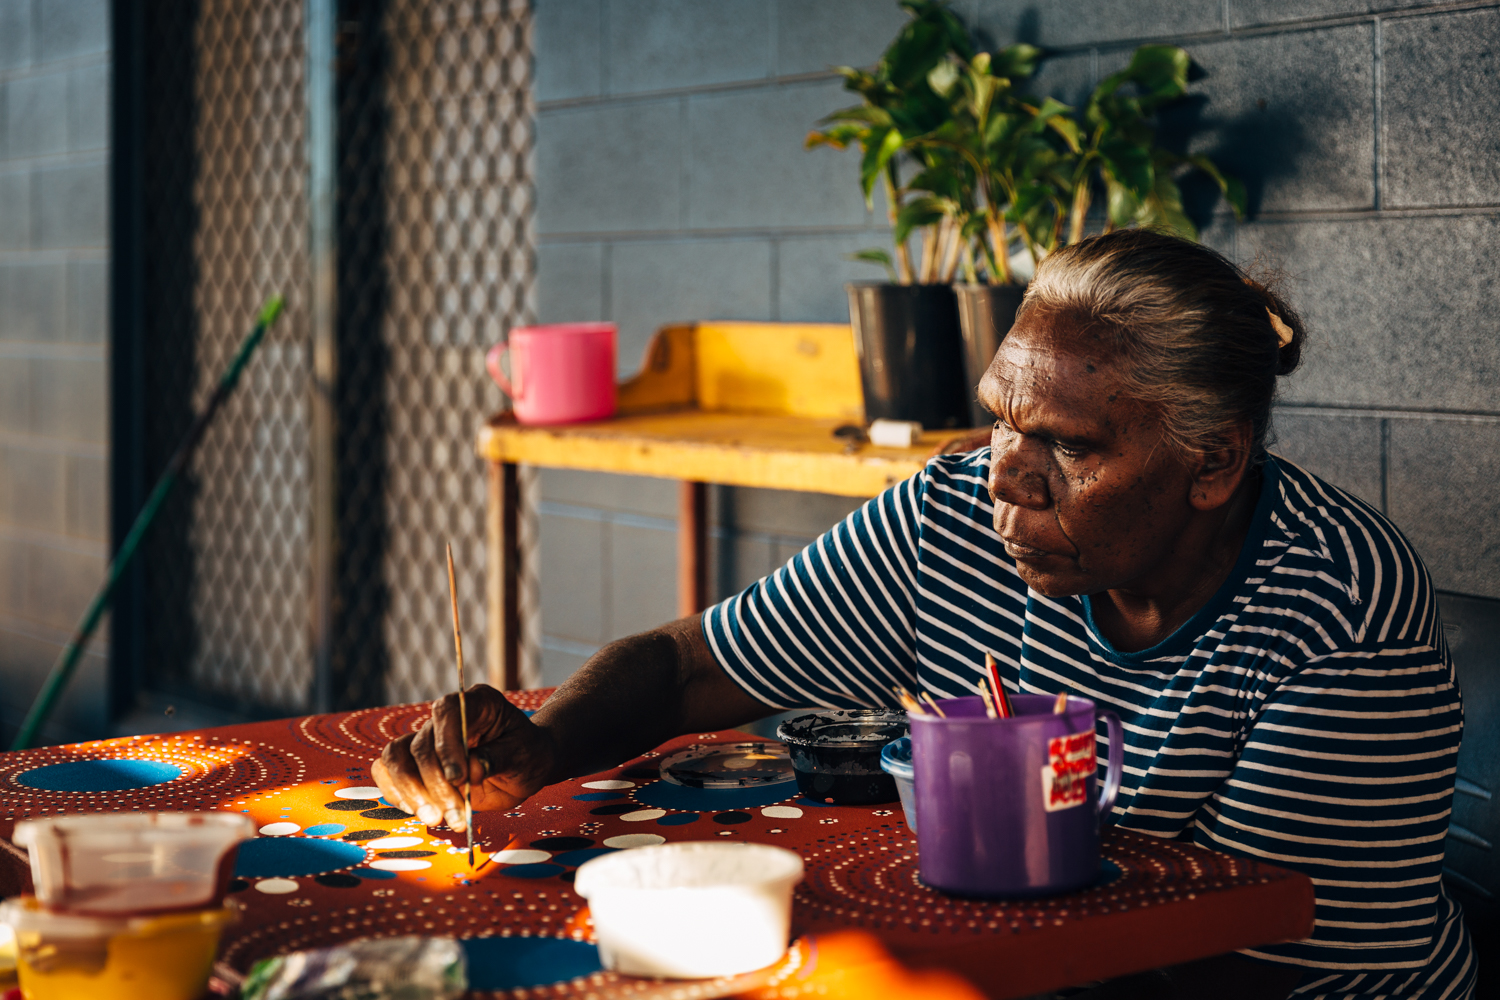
[142,0,313,714]
[138,0,535,714]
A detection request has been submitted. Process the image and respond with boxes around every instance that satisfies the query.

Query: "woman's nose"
[988,443,1051,510]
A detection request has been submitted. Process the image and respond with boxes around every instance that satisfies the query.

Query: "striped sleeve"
[700,469,928,710]
[1194,642,1466,985]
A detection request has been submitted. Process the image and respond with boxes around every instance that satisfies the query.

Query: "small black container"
[954,283,1026,428]
[846,283,970,430]
[776,709,909,805]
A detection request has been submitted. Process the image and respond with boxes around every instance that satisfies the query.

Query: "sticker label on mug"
[1041,730,1095,812]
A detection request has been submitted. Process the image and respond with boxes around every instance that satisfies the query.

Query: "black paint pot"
[954,283,1025,429]
[846,283,970,430]
[775,709,909,805]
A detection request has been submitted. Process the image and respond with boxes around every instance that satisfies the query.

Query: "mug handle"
[1096,710,1124,825]
[486,342,524,400]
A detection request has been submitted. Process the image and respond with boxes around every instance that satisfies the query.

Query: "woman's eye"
[1055,442,1087,459]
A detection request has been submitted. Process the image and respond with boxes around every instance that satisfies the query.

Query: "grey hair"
[1017,229,1306,464]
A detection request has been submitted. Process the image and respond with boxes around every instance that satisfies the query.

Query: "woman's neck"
[1089,467,1263,654]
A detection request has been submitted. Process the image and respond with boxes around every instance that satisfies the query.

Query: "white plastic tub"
[573,841,804,978]
[13,813,254,915]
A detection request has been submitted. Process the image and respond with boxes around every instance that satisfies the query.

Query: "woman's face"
[978,312,1199,598]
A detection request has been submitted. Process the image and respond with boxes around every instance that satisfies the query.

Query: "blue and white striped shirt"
[703,451,1473,999]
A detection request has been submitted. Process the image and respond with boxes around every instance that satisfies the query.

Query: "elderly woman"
[375,230,1472,999]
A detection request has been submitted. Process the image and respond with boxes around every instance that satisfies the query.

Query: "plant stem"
[884,172,914,284]
[940,219,964,283]
[919,225,939,283]
[987,213,1014,286]
[1068,181,1090,245]
[960,243,978,284]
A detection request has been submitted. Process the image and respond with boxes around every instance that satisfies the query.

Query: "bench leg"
[678,480,708,618]
[486,461,522,690]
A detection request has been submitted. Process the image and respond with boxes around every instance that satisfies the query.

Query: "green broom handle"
[11,296,286,751]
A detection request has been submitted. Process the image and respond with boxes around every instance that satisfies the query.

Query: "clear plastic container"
[0,896,234,1000]
[574,841,803,979]
[13,813,255,915]
[879,736,916,834]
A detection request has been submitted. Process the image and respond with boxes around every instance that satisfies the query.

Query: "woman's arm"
[372,615,772,830]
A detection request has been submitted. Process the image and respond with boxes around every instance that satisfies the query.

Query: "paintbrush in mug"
[984,652,1012,718]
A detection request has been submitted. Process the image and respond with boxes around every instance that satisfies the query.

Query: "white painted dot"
[364,836,422,849]
[258,822,301,836]
[620,809,665,822]
[369,858,431,871]
[334,786,385,799]
[602,834,665,849]
[581,780,635,790]
[761,806,803,820]
[255,879,299,894]
[490,849,551,865]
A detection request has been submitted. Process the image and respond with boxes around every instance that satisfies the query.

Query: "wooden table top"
[0,693,1315,999]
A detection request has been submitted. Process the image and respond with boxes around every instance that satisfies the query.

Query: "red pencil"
[984,652,1012,719]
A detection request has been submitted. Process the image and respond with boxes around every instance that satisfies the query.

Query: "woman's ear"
[1188,421,1254,511]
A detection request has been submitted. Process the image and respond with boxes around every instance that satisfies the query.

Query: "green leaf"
[928,57,960,97]
[1142,172,1196,239]
[1098,137,1153,195]
[845,247,898,282]
[1186,154,1248,218]
[894,196,948,245]
[819,105,894,127]
[1126,45,1190,99]
[990,43,1041,80]
[1105,175,1140,227]
[860,126,905,204]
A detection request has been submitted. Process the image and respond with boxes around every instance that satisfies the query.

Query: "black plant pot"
[954,283,1026,428]
[846,283,970,431]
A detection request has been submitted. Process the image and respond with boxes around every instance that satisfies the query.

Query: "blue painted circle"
[552,848,616,867]
[657,812,700,826]
[571,792,625,801]
[350,867,397,880]
[634,779,795,811]
[16,759,183,792]
[500,863,566,880]
[461,937,601,991]
[234,837,367,878]
[303,823,346,836]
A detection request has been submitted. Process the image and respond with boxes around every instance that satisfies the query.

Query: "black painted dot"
[341,829,388,841]
[378,850,436,858]
[713,811,752,825]
[530,836,593,851]
[227,879,249,893]
[360,807,408,820]
[324,800,370,811]
[314,873,362,888]
[560,870,577,883]
[619,767,657,779]
[589,804,636,816]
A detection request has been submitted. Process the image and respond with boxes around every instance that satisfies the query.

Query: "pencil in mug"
[983,652,1012,718]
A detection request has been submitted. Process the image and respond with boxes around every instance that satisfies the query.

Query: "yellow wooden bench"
[476,321,970,686]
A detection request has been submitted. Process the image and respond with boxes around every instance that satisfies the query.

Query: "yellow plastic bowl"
[0,897,234,1000]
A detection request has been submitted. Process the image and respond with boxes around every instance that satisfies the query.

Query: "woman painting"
[375,229,1472,999]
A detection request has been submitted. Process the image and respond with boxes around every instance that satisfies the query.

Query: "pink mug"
[487,322,617,425]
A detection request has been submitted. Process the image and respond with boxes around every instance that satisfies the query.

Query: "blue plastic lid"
[879,736,912,779]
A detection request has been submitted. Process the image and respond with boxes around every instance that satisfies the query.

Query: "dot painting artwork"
[0,688,1314,999]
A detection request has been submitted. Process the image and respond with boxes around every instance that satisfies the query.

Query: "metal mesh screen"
[141,0,313,714]
[339,0,536,706]
[137,0,535,716]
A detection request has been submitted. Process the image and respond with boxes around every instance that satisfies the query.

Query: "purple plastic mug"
[909,694,1123,897]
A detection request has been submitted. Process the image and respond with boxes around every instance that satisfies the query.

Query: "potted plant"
[806,0,974,431]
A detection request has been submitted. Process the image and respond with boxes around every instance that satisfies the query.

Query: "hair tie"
[1267,309,1294,349]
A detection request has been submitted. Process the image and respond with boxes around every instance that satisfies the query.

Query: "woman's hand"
[372,684,553,831]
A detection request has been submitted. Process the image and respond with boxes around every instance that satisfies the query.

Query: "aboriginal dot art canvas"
[0,691,1313,999]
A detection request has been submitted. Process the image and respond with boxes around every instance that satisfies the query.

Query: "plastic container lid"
[14,813,254,916]
[880,736,913,779]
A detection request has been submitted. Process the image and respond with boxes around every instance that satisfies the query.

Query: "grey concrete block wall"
[0,0,111,744]
[530,0,1500,688]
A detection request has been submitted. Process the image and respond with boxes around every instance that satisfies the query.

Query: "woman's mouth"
[1001,537,1059,560]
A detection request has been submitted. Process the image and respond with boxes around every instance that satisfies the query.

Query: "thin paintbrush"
[984,652,1013,719]
[446,543,475,868]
